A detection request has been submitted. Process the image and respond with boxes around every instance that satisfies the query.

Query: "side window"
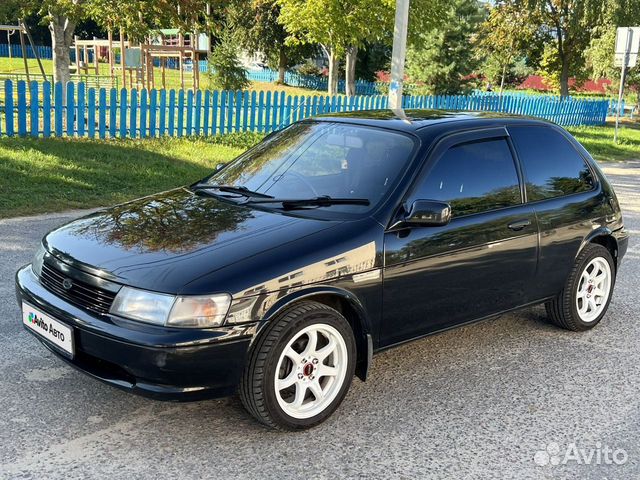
[413,138,521,217]
[509,125,595,201]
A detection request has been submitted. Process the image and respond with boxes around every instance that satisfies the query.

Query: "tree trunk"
[499,62,507,97]
[49,13,75,86]
[559,57,570,97]
[321,44,339,96]
[345,46,357,97]
[277,47,286,84]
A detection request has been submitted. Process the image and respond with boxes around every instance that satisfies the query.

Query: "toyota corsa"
[16,111,628,430]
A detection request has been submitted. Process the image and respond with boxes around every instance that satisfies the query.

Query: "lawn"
[0,133,263,218]
[0,57,328,96]
[1,121,638,219]
[568,120,640,162]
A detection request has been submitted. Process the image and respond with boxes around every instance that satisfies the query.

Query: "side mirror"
[215,163,226,172]
[403,199,452,227]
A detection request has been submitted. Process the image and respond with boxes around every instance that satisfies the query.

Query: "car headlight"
[110,286,231,328]
[32,243,46,277]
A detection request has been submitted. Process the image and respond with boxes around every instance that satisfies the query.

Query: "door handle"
[508,219,532,231]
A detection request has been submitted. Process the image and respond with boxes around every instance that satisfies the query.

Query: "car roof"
[312,109,555,134]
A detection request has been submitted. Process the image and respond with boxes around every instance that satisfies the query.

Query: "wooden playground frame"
[0,20,47,83]
[71,29,207,91]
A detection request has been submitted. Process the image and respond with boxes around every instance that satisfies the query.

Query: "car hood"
[43,188,342,293]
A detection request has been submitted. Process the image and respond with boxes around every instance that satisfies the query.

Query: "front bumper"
[16,265,254,401]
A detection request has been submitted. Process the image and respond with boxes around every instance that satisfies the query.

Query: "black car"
[16,110,628,430]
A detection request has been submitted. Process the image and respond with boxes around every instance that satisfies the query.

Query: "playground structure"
[0,21,47,83]
[71,29,209,91]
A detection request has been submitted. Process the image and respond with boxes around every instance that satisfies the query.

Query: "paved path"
[1,163,639,479]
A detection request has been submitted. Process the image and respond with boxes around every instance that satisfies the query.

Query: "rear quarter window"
[508,125,595,201]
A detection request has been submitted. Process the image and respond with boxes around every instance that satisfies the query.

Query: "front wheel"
[240,301,356,430]
[546,243,616,331]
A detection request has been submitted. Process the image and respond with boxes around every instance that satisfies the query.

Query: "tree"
[586,1,640,108]
[474,1,538,95]
[229,0,311,84]
[277,0,394,96]
[207,30,251,90]
[520,0,605,97]
[406,0,484,95]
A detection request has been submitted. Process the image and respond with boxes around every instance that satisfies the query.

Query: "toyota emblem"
[62,278,73,290]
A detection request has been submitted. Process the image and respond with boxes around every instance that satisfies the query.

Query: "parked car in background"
[16,110,628,429]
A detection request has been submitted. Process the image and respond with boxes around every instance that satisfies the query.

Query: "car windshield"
[200,122,417,215]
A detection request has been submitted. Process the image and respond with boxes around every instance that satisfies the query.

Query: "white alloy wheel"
[575,257,612,323]
[274,323,349,419]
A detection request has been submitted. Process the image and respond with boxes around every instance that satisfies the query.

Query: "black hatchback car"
[16,110,628,429]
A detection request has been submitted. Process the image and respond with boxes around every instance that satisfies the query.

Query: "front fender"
[250,285,375,381]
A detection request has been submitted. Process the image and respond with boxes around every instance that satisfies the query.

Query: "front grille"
[40,262,117,315]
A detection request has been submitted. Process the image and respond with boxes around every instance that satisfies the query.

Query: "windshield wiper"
[192,183,274,199]
[244,195,370,210]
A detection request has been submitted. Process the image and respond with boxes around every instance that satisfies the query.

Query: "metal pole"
[388,0,410,111]
[21,20,47,80]
[18,28,30,83]
[615,28,632,144]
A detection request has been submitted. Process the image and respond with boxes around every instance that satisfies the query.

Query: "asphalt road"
[1,162,639,480]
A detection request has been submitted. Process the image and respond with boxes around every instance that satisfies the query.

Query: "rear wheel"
[546,243,616,331]
[240,301,356,430]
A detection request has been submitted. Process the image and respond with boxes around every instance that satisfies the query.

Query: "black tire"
[239,301,356,430]
[545,243,616,331]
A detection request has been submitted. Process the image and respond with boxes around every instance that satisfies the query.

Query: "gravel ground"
[1,162,639,479]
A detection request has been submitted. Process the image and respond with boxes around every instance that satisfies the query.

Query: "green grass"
[0,133,264,218]
[1,121,638,219]
[568,121,640,162]
[0,57,328,96]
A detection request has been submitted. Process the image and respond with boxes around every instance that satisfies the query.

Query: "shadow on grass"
[0,136,244,218]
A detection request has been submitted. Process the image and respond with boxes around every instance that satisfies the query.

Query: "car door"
[508,125,603,300]
[380,128,539,347]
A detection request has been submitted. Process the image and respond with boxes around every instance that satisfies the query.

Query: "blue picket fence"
[246,70,382,95]
[0,43,52,60]
[0,80,608,139]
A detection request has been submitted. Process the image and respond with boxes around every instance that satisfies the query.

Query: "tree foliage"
[517,0,606,96]
[474,1,538,92]
[406,0,484,95]
[207,30,251,91]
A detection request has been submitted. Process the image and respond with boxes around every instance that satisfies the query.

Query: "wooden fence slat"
[168,90,176,137]
[257,91,264,132]
[109,88,117,138]
[177,89,185,137]
[140,89,148,138]
[43,81,51,137]
[87,87,96,138]
[98,88,107,139]
[17,80,27,136]
[77,82,85,137]
[211,90,219,135]
[186,89,194,136]
[29,81,39,137]
[65,82,75,137]
[119,88,127,138]
[203,90,210,135]
[195,89,202,135]
[149,89,157,137]
[130,89,138,138]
